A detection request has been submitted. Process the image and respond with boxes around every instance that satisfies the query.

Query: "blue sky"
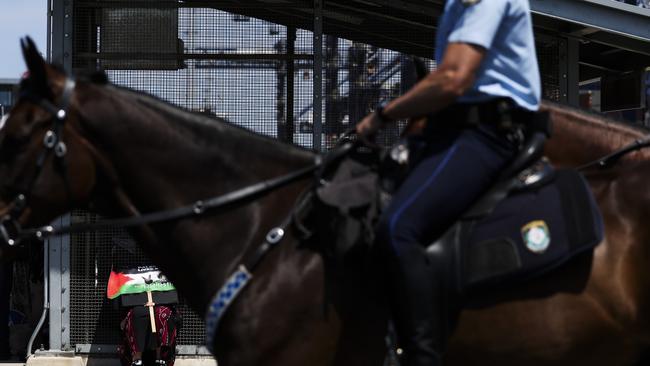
[0,0,47,79]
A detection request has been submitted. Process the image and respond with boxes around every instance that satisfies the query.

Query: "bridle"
[0,75,332,248]
[0,77,76,246]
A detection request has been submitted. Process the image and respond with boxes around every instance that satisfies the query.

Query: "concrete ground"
[25,353,217,366]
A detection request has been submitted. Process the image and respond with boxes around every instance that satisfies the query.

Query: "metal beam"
[313,0,323,152]
[567,38,580,106]
[51,0,73,73]
[585,31,650,57]
[531,0,650,43]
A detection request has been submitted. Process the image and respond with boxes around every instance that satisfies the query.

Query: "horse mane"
[96,79,315,161]
[542,100,650,159]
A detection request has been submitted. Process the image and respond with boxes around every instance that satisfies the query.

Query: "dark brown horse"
[3,38,650,366]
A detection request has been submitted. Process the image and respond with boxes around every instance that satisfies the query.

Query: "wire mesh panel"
[536,33,563,103]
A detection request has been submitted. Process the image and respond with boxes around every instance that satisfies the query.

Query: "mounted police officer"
[356,0,541,364]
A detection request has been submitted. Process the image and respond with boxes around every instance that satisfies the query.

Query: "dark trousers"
[376,123,517,363]
[378,123,517,256]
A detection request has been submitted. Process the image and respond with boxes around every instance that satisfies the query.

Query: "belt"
[433,98,551,137]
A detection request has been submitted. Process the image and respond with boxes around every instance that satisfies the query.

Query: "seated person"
[108,236,181,366]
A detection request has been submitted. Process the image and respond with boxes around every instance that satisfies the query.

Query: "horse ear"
[20,36,49,94]
[412,57,430,81]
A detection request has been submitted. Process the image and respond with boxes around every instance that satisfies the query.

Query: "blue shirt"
[435,0,541,111]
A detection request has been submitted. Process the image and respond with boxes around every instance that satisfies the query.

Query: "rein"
[576,136,650,171]
[21,162,321,240]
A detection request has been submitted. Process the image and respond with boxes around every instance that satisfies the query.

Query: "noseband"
[0,77,76,246]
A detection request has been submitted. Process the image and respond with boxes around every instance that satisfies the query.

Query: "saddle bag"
[306,147,383,259]
[433,167,604,293]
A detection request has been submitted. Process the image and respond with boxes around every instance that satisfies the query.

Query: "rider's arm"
[357,0,512,135]
[356,43,486,135]
[383,43,486,120]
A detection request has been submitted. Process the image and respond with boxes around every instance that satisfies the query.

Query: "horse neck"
[542,101,650,168]
[79,83,315,205]
[76,82,316,311]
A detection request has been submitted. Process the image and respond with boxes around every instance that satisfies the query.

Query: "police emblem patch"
[521,220,551,254]
[461,0,482,6]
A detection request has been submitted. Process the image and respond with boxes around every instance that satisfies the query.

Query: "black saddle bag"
[430,168,604,294]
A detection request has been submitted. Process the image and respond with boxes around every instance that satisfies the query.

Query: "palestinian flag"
[107,265,175,299]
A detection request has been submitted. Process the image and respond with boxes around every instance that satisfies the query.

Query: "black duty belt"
[433,98,551,137]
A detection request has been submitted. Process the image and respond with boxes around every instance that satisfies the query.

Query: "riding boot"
[387,245,444,366]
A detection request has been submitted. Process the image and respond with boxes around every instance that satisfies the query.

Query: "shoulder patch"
[461,0,482,6]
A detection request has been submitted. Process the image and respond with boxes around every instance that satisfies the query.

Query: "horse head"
[0,37,100,249]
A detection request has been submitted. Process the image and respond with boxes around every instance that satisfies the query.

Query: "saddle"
[313,112,603,291]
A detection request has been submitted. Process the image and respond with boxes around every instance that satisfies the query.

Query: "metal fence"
[59,0,565,355]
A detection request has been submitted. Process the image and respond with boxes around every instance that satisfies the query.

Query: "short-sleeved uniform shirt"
[435,0,541,111]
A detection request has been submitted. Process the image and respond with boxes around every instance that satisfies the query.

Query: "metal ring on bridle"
[43,130,57,149]
[55,141,67,157]
[265,227,285,244]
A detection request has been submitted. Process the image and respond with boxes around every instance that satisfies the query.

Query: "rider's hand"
[356,112,382,138]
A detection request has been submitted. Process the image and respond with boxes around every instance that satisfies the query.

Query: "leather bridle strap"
[0,78,77,246]
[20,160,322,240]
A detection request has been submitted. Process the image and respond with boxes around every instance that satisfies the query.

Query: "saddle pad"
[461,169,603,290]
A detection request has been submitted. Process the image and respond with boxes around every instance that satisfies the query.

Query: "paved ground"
[25,355,217,366]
